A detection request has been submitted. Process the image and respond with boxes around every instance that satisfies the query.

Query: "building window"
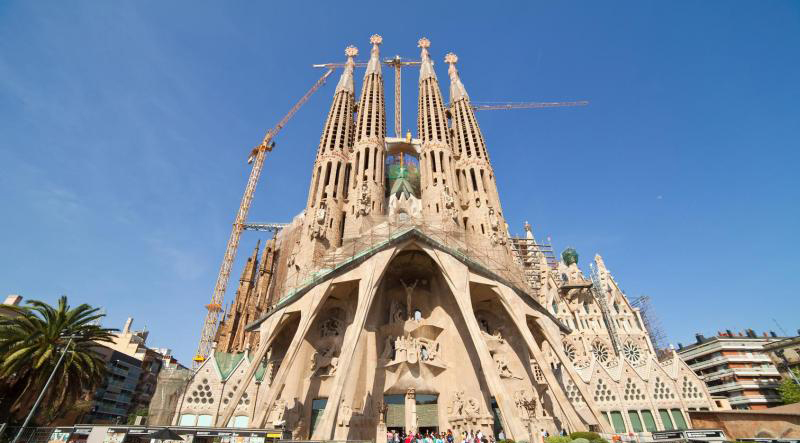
[670,409,688,430]
[658,409,674,430]
[640,410,657,432]
[609,410,626,433]
[197,414,212,426]
[178,414,196,426]
[628,410,644,432]
[311,398,328,436]
[233,415,248,428]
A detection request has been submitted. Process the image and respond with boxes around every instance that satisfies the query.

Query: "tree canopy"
[0,295,115,424]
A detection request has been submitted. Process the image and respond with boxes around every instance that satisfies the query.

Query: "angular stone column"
[491,284,589,431]
[252,280,334,427]
[532,315,611,433]
[311,248,396,440]
[424,247,527,440]
[215,311,283,426]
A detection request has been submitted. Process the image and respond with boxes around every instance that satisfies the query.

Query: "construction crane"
[471,100,589,111]
[193,68,335,368]
[241,222,289,233]
[314,62,588,136]
[384,56,421,137]
[314,57,421,138]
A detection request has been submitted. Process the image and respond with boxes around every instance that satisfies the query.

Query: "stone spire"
[335,45,358,94]
[418,37,437,81]
[344,35,387,237]
[302,45,359,257]
[445,53,469,103]
[446,53,507,246]
[416,38,457,225]
[364,34,382,77]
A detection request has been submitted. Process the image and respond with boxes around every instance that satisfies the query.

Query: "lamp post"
[10,334,80,443]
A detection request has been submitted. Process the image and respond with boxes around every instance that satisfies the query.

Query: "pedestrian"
[497,429,505,441]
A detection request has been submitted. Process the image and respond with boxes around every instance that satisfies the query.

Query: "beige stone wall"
[689,408,800,439]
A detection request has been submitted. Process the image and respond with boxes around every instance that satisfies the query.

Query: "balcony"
[689,354,772,371]
[702,366,780,381]
[707,380,779,394]
[727,394,782,405]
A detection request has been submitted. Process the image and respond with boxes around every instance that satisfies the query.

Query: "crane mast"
[193,68,335,367]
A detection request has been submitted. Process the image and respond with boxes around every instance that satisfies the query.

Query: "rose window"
[563,342,577,361]
[591,341,609,363]
[622,342,642,364]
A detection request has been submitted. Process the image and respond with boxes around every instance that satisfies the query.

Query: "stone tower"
[303,45,359,263]
[416,38,457,226]
[346,34,387,236]
[445,53,508,246]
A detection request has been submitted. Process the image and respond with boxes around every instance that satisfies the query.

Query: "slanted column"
[417,38,458,225]
[311,248,396,440]
[425,247,528,440]
[345,35,387,237]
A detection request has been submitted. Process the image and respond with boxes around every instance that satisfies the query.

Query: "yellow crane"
[193,68,335,367]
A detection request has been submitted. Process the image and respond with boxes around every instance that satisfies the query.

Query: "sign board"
[652,431,683,440]
[685,430,725,439]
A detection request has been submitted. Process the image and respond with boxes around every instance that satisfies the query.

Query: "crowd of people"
[387,428,569,443]
[386,429,496,443]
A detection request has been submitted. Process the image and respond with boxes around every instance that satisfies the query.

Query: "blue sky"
[1,1,798,363]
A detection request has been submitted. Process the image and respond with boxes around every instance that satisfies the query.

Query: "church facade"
[171,36,713,439]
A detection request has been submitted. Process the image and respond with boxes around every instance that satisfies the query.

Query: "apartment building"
[677,330,783,410]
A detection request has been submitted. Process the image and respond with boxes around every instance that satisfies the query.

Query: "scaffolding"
[253,216,537,321]
[631,295,669,351]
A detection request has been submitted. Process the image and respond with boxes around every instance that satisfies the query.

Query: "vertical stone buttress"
[417,38,458,226]
[445,53,508,245]
[216,241,260,353]
[345,34,387,237]
[304,46,358,258]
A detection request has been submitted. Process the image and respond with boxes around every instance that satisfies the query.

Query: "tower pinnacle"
[418,37,436,81]
[335,46,358,94]
[365,34,383,76]
[444,52,469,103]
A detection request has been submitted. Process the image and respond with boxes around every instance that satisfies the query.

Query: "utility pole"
[10,335,79,443]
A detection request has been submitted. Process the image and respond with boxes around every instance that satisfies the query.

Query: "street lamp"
[10,334,82,443]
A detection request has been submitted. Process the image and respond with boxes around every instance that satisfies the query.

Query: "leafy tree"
[127,407,149,425]
[778,370,800,404]
[0,296,115,424]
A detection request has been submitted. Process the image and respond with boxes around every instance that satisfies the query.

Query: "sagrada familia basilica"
[171,36,714,438]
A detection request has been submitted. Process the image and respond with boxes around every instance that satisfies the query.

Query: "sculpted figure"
[450,391,465,416]
[489,207,499,231]
[380,335,394,360]
[358,179,371,217]
[310,201,328,239]
[443,185,458,220]
[389,299,406,323]
[495,353,515,378]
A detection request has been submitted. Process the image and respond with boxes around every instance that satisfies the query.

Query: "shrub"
[591,439,610,443]
[571,438,590,443]
[545,437,571,443]
[570,433,601,441]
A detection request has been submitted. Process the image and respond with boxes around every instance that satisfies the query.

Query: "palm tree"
[0,295,116,424]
